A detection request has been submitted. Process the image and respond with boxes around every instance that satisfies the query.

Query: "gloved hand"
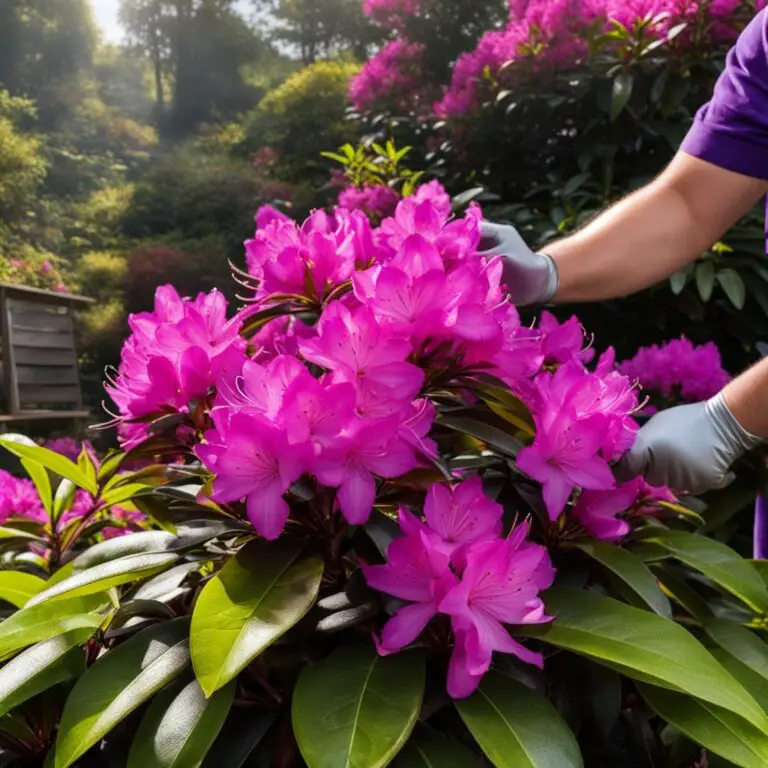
[479,221,559,305]
[619,392,763,494]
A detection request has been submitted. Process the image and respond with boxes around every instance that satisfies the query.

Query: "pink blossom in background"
[44,437,82,462]
[349,39,428,112]
[617,336,730,403]
[338,184,401,219]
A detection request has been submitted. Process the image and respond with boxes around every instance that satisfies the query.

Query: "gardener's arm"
[546,155,767,302]
[620,359,768,494]
[481,8,768,306]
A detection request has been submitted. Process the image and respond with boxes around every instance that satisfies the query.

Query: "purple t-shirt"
[681,8,768,242]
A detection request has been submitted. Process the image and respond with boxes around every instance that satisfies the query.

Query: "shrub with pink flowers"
[1,191,767,767]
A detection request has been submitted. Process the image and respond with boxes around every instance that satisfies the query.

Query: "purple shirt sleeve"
[681,8,768,180]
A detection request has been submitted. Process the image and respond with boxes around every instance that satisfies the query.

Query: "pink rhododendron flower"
[197,410,311,540]
[573,477,677,541]
[439,523,555,698]
[338,184,401,219]
[364,520,455,653]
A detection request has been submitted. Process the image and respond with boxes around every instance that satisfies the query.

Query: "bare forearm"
[544,153,768,303]
[724,357,768,440]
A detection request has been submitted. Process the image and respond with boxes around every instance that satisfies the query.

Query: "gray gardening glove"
[619,392,763,494]
[479,221,559,306]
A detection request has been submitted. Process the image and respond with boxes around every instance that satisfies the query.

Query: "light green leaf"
[72,531,177,570]
[293,646,424,768]
[23,459,52,518]
[0,630,89,717]
[696,261,716,302]
[26,552,180,606]
[391,726,481,767]
[704,620,768,688]
[52,479,78,528]
[54,618,191,768]
[576,542,671,618]
[0,571,46,607]
[640,683,768,768]
[518,588,768,731]
[127,678,234,768]
[456,673,582,768]
[191,539,323,696]
[0,436,97,495]
[646,531,768,613]
[717,269,747,309]
[0,595,102,659]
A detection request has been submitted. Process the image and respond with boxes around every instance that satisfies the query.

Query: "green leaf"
[391,726,481,767]
[646,531,768,613]
[436,413,523,457]
[576,542,671,618]
[669,269,689,295]
[201,710,275,768]
[191,539,323,696]
[610,72,633,121]
[452,187,485,207]
[0,571,46,607]
[101,483,154,508]
[127,678,235,768]
[26,552,180,606]
[0,630,89,717]
[639,683,768,768]
[54,618,191,768]
[0,436,97,495]
[52,479,77,528]
[293,646,424,768]
[518,588,768,731]
[562,172,591,198]
[717,269,747,309]
[0,595,102,659]
[72,530,177,569]
[704,620,768,686]
[23,459,53,518]
[456,673,582,768]
[696,261,716,302]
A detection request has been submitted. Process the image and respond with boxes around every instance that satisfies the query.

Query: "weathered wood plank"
[10,330,76,350]
[10,311,73,333]
[16,366,79,386]
[11,348,77,366]
[0,410,90,423]
[19,386,80,406]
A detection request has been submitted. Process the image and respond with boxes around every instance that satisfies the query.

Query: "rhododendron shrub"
[1,197,768,768]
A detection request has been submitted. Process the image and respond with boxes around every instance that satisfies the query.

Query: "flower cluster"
[618,336,730,404]
[337,184,401,219]
[351,0,765,118]
[348,39,429,113]
[107,185,666,697]
[364,477,554,698]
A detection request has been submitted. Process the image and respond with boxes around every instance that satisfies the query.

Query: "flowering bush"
[1,192,768,766]
[618,336,731,407]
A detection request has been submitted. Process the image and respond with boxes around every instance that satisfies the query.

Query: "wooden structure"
[0,283,94,426]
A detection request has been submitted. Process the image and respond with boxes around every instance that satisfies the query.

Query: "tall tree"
[255,0,380,64]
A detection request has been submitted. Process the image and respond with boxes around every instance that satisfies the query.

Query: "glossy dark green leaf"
[646,531,768,613]
[127,678,234,768]
[518,588,767,731]
[202,710,275,768]
[72,531,178,570]
[133,562,201,602]
[191,539,323,696]
[639,683,768,768]
[391,726,481,767]
[0,630,88,717]
[54,618,191,768]
[292,646,424,768]
[436,413,523,457]
[52,479,77,527]
[27,552,180,606]
[610,72,633,121]
[0,436,97,495]
[576,542,671,617]
[0,595,102,659]
[0,571,46,607]
[460,672,582,767]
